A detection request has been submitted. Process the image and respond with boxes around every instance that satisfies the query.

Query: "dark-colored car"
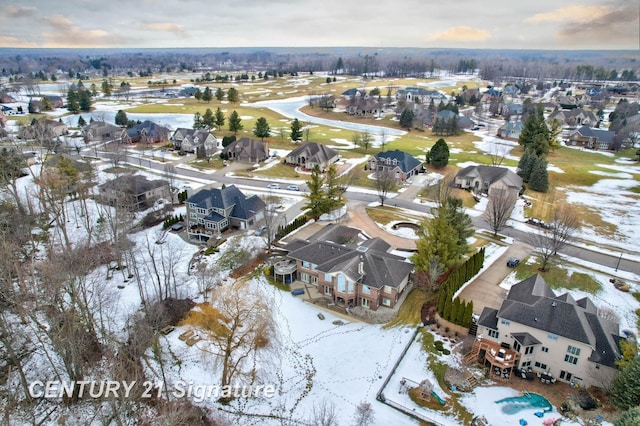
[507,257,520,267]
[171,223,184,231]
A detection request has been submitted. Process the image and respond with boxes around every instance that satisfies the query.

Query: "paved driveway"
[458,240,533,315]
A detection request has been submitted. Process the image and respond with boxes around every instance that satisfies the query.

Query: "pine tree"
[528,156,549,192]
[610,355,640,410]
[411,210,460,274]
[615,407,640,426]
[66,89,79,113]
[302,164,329,220]
[430,138,450,168]
[78,89,92,112]
[253,117,271,140]
[450,298,460,323]
[399,108,414,129]
[202,108,215,129]
[214,107,225,127]
[290,118,303,142]
[215,87,224,101]
[193,112,204,129]
[442,293,452,321]
[115,109,128,126]
[517,149,536,182]
[194,88,202,102]
[202,87,213,103]
[77,116,86,127]
[228,111,243,134]
[227,87,239,103]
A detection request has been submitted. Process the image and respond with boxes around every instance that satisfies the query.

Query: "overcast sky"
[0,0,638,50]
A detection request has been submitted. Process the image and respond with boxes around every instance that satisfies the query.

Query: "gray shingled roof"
[287,142,338,165]
[498,274,621,368]
[186,185,265,220]
[456,165,523,190]
[373,150,422,174]
[286,225,413,289]
[512,332,541,347]
[571,126,615,144]
[125,120,169,138]
[478,307,499,330]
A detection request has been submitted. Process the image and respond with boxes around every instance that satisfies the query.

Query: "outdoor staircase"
[468,321,478,336]
[463,344,480,366]
[466,375,479,388]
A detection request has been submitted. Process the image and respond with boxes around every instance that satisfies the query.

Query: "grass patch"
[384,287,433,329]
[188,157,226,170]
[515,263,601,294]
[366,205,424,226]
[249,162,303,179]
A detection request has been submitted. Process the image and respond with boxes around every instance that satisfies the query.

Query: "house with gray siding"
[369,149,423,182]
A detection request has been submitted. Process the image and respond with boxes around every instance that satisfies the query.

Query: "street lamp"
[615,252,623,272]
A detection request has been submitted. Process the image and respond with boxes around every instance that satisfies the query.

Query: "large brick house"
[285,142,339,171]
[566,126,615,151]
[454,165,522,199]
[280,224,414,310]
[223,137,268,163]
[473,274,623,388]
[98,174,169,211]
[185,185,265,241]
[121,120,170,144]
[368,149,423,183]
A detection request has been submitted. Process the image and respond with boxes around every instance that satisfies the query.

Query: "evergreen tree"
[290,118,303,142]
[399,108,414,129]
[66,89,79,113]
[517,148,536,182]
[215,87,225,101]
[202,108,215,129]
[615,407,640,426]
[193,112,204,129]
[115,109,128,126]
[430,138,450,168]
[442,292,452,321]
[518,104,550,154]
[444,197,474,257]
[302,164,329,220]
[253,117,271,140]
[528,156,549,192]
[214,107,225,127]
[194,88,202,102]
[324,164,346,212]
[411,210,460,274]
[221,135,236,148]
[610,355,640,410]
[77,116,86,127]
[78,89,92,112]
[227,87,239,103]
[228,110,243,134]
[101,80,112,95]
[202,87,213,103]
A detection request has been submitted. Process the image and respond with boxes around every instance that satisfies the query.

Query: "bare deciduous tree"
[528,204,580,271]
[310,399,339,426]
[181,278,276,401]
[353,401,375,426]
[373,169,397,207]
[482,188,517,236]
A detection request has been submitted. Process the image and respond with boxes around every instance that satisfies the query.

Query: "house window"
[347,281,354,294]
[190,213,197,219]
[362,285,370,294]
[361,298,370,308]
[310,263,317,271]
[567,345,581,356]
[565,355,578,365]
[395,171,400,179]
[311,276,318,285]
[541,347,549,353]
[382,298,391,307]
[488,329,499,339]
[324,286,332,295]
[521,361,531,368]
[525,346,534,355]
[534,362,548,370]
[301,261,310,268]
[337,275,346,292]
[547,333,558,340]
[300,273,310,283]
[500,319,510,326]
[324,273,332,283]
[560,370,572,382]
[513,341,521,353]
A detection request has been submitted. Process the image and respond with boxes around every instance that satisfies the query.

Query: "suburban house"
[345,98,383,116]
[28,95,65,113]
[98,174,169,211]
[185,185,266,241]
[500,102,523,118]
[18,119,69,140]
[121,120,170,144]
[454,165,523,199]
[395,87,447,104]
[497,119,524,140]
[83,121,122,143]
[285,142,339,171]
[341,88,368,101]
[279,224,414,310]
[223,137,268,163]
[368,149,423,182]
[473,274,623,388]
[566,126,616,150]
[547,108,599,128]
[170,128,218,154]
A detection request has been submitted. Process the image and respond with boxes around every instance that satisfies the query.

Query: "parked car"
[507,257,520,267]
[254,225,268,236]
[170,223,184,231]
[267,183,280,190]
[287,184,300,191]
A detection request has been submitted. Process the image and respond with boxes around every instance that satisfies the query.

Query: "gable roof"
[287,142,338,165]
[373,149,422,173]
[186,185,265,220]
[455,165,522,189]
[224,137,267,161]
[125,120,169,138]
[497,274,621,368]
[570,126,615,144]
[286,225,413,289]
[99,174,166,195]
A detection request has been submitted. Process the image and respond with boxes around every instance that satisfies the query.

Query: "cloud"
[143,22,186,37]
[525,5,612,23]
[42,14,120,47]
[3,5,37,18]
[427,26,491,42]
[0,36,37,48]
